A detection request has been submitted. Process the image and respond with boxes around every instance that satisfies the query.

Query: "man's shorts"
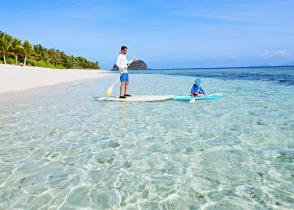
[120,73,129,82]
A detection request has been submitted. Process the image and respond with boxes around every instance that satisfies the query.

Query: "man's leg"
[120,82,126,97]
[124,81,129,95]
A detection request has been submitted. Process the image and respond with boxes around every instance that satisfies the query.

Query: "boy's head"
[194,78,201,86]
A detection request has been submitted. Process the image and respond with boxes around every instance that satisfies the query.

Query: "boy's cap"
[194,78,201,84]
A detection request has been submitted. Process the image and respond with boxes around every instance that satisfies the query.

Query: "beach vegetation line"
[0,31,100,70]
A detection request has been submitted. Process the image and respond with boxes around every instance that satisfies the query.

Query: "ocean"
[0,66,294,209]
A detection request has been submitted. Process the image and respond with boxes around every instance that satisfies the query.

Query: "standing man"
[116,46,135,98]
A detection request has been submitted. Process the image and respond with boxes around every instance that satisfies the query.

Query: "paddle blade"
[189,97,195,103]
[106,86,113,96]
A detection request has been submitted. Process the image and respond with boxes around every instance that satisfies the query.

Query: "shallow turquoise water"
[1,69,294,209]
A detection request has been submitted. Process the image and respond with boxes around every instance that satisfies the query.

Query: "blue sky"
[1,0,294,69]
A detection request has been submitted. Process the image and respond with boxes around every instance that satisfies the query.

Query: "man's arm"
[116,55,126,70]
[128,54,137,65]
[127,58,135,66]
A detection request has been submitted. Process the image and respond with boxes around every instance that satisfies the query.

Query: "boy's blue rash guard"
[191,84,205,94]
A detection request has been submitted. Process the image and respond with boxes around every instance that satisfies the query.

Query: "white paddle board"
[96,95,174,102]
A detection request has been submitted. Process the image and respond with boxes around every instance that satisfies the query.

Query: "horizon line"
[149,65,294,71]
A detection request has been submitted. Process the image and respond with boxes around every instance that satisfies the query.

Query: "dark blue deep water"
[132,66,294,86]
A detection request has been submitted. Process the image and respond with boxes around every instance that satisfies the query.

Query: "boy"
[190,78,206,97]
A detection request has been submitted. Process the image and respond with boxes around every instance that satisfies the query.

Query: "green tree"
[0,34,12,64]
[23,40,32,66]
[11,38,23,63]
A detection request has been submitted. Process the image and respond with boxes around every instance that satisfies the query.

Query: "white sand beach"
[0,64,113,95]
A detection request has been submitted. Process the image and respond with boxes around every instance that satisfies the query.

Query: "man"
[116,46,135,98]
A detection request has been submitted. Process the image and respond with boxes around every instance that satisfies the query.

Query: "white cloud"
[260,50,290,58]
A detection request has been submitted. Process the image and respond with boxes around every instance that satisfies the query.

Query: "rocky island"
[112,60,148,70]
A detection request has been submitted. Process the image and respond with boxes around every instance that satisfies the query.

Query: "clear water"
[0,67,294,209]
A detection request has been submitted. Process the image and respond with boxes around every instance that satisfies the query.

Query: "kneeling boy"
[190,78,206,97]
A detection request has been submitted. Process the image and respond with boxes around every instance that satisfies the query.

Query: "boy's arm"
[200,87,206,95]
[191,84,195,93]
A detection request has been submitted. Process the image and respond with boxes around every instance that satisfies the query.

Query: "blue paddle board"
[172,93,223,101]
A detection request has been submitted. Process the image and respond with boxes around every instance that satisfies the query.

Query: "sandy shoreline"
[0,64,114,96]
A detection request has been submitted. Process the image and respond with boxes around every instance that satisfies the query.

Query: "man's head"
[194,78,201,86]
[121,46,128,54]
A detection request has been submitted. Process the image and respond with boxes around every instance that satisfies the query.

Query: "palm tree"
[48,48,62,66]
[0,34,12,64]
[33,44,44,61]
[40,49,49,62]
[23,40,32,66]
[11,38,23,63]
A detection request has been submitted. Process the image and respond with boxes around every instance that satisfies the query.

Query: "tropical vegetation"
[0,31,100,69]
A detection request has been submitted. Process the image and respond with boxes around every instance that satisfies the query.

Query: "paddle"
[105,54,138,96]
[131,54,138,64]
[106,77,120,96]
[189,96,195,103]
